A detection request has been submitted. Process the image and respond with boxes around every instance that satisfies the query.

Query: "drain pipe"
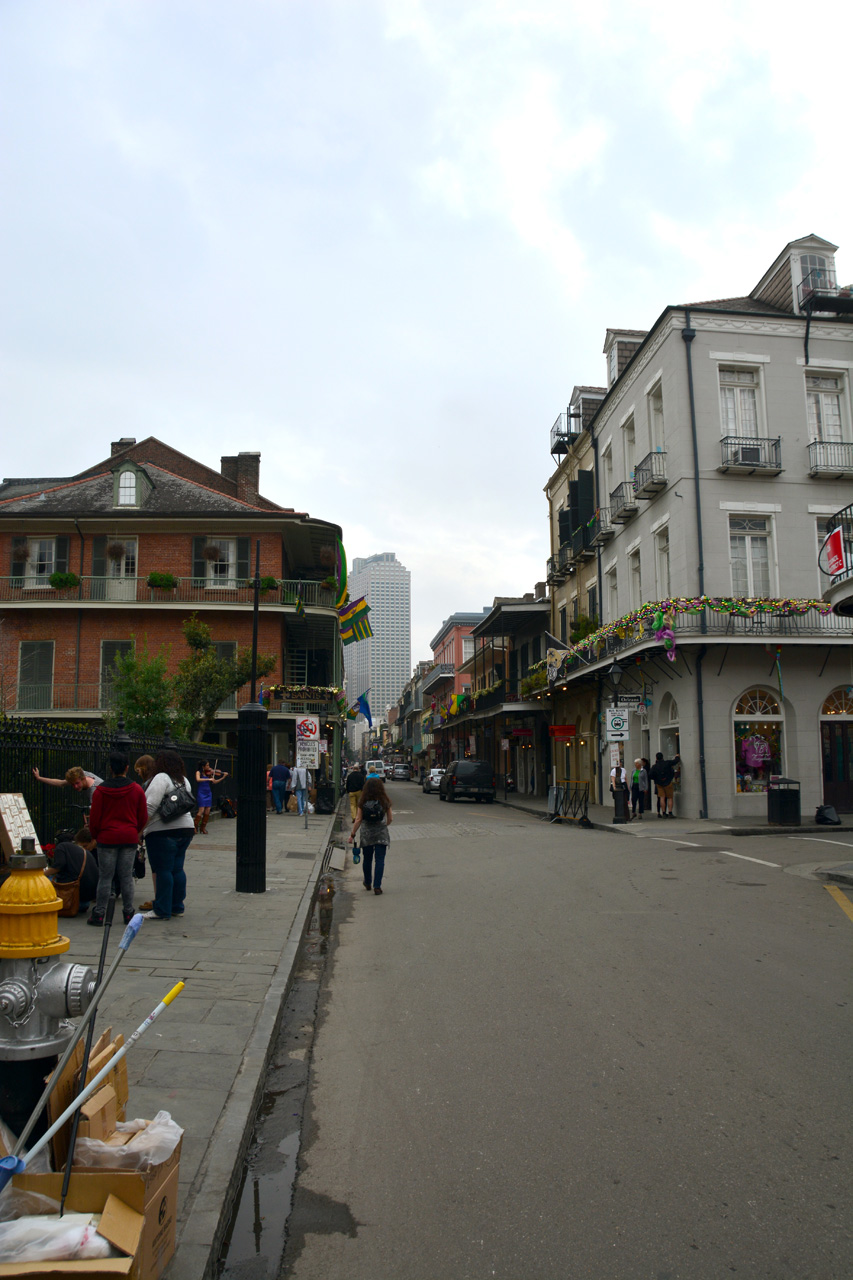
[681,312,709,818]
[591,431,605,807]
[73,520,85,707]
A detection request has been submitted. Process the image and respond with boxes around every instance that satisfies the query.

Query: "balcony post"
[236,542,267,893]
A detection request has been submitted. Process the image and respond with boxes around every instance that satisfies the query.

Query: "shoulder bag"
[158,781,197,823]
[54,850,84,918]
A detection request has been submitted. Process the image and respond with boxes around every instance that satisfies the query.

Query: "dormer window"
[117,471,137,506]
[800,253,836,291]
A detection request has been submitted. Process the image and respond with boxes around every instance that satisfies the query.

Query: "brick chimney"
[236,452,260,504]
[111,438,136,456]
[534,582,547,600]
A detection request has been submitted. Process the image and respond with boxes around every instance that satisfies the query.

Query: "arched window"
[821,688,853,717]
[734,687,783,794]
[117,471,137,506]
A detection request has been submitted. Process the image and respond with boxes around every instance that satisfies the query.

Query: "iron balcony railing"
[609,480,639,522]
[719,436,782,472]
[633,450,667,496]
[421,663,455,693]
[798,265,839,310]
[550,410,582,455]
[7,681,335,716]
[590,509,614,545]
[808,440,853,477]
[0,577,340,607]
[547,553,560,582]
[571,523,595,562]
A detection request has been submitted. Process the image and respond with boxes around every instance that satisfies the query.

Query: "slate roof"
[681,295,792,315]
[0,464,276,515]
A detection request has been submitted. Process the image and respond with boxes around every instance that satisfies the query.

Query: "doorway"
[821,690,853,812]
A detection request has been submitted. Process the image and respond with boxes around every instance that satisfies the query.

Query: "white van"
[365,761,385,778]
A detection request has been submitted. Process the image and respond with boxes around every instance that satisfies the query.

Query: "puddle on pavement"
[217,869,342,1279]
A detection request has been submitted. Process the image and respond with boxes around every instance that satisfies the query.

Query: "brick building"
[0,437,344,763]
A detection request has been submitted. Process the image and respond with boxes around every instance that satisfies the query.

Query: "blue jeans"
[295,787,307,815]
[94,845,136,917]
[272,781,288,813]
[361,844,387,889]
[146,829,194,919]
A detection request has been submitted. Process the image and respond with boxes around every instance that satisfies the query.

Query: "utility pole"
[236,541,267,892]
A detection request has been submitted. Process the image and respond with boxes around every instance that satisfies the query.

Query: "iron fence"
[0,719,237,846]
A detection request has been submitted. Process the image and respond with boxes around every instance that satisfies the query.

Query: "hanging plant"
[202,543,223,562]
[319,545,336,569]
[49,571,80,591]
[11,538,29,563]
[106,540,127,562]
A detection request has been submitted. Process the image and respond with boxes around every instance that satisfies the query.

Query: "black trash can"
[767,777,800,826]
[315,782,336,815]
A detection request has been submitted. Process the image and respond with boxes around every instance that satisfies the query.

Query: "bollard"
[612,779,629,825]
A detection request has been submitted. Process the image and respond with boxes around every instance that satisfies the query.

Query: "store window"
[734,688,783,794]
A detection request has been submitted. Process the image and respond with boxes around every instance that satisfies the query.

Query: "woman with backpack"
[142,750,195,920]
[347,777,393,895]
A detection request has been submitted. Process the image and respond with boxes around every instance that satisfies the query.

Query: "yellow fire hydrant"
[0,844,95,1138]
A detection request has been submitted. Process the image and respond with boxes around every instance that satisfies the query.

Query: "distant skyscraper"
[345,552,411,745]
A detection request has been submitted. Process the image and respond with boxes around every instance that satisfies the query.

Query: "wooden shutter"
[236,538,250,582]
[91,536,107,600]
[192,536,207,586]
[558,510,573,545]
[10,539,27,588]
[54,536,70,574]
[577,469,595,527]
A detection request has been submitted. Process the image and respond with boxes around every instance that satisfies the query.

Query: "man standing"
[345,762,365,824]
[290,763,311,816]
[649,752,681,817]
[269,759,292,814]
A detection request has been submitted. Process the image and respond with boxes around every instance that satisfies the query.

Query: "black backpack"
[361,798,384,823]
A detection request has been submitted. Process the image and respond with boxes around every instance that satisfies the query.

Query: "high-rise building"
[345,553,411,745]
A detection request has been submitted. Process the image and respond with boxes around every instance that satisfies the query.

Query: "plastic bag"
[0,1118,51,1174]
[0,1189,61,1223]
[0,1213,117,1262]
[72,1110,183,1172]
[307,802,315,814]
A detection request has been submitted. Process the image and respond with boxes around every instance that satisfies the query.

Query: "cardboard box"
[10,1149,180,1280]
[0,1181,142,1278]
[77,1085,117,1142]
[46,1029,128,1172]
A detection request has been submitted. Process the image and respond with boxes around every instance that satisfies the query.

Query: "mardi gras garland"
[550,596,832,671]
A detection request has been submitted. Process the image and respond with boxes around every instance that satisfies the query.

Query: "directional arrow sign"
[606,709,630,741]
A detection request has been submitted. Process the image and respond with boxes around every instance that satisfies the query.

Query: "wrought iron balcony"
[0,576,339,608]
[718,436,782,474]
[808,440,853,478]
[546,553,560,583]
[798,268,853,315]
[550,409,582,457]
[590,508,614,546]
[422,662,455,693]
[609,481,639,523]
[633,450,667,496]
[571,523,596,562]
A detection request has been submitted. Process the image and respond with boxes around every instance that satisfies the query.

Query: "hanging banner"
[819,526,846,577]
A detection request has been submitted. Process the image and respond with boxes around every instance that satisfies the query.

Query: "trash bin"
[767,777,800,826]
[315,783,336,815]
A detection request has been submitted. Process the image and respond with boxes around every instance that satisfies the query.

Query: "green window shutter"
[91,536,107,600]
[577,469,595,526]
[54,536,70,574]
[236,538,250,582]
[558,510,573,545]
[19,641,54,710]
[11,540,26,588]
[192,537,207,586]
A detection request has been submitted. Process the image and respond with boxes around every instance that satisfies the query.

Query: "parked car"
[391,764,410,781]
[439,760,497,803]
[422,767,445,794]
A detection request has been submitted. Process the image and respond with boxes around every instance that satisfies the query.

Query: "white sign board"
[606,708,630,741]
[319,739,328,754]
[609,745,622,768]
[296,715,320,742]
[0,794,43,861]
[296,741,319,769]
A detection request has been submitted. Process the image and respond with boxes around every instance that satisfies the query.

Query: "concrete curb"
[166,807,341,1280]
[496,797,852,839]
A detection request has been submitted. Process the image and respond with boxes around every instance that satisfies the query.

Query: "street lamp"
[608,660,623,692]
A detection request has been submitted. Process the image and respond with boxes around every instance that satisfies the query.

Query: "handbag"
[158,781,197,822]
[54,850,84,918]
[133,844,147,880]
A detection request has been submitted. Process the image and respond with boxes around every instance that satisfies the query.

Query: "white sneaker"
[141,910,168,920]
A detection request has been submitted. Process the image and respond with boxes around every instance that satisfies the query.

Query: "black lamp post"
[236,540,268,892]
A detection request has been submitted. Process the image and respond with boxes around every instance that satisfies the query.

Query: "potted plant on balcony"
[255,576,279,595]
[48,570,80,594]
[147,571,177,594]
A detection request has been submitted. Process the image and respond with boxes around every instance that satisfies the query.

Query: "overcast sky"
[2,0,850,665]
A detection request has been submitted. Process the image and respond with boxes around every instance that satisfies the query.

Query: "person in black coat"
[48,827,99,911]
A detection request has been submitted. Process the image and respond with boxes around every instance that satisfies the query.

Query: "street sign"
[616,694,642,706]
[296,741,319,769]
[296,715,320,741]
[319,739,328,753]
[606,708,629,741]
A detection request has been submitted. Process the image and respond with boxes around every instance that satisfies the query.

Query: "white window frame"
[25,537,56,588]
[622,414,636,481]
[605,566,618,622]
[206,538,237,588]
[656,526,671,599]
[117,471,137,506]
[729,515,776,598]
[718,364,765,440]
[629,549,642,610]
[646,380,664,454]
[805,371,847,443]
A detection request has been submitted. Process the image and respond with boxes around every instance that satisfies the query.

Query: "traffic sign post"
[606,709,629,741]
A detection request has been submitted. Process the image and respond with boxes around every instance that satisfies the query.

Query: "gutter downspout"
[73,520,84,711]
[681,312,709,818]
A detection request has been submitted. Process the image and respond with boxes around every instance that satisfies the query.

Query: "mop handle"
[12,913,144,1158]
[2,982,184,1185]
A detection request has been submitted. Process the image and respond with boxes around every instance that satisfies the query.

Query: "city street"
[283,784,853,1280]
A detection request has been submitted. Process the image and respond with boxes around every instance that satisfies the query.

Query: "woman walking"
[348,776,393,895]
[143,750,195,921]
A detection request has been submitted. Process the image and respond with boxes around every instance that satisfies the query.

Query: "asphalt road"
[284,785,853,1280]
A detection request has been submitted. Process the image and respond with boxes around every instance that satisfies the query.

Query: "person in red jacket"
[87,750,147,926]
